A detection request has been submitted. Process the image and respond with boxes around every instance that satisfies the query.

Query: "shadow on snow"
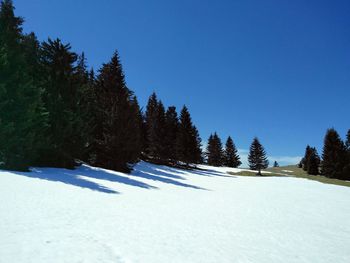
[7,161,235,194]
[10,164,157,194]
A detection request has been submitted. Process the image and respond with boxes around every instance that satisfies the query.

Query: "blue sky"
[14,0,350,166]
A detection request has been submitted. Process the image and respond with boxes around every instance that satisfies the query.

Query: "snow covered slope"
[1,161,350,263]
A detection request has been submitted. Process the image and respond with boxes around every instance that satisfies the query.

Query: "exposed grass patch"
[266,165,350,188]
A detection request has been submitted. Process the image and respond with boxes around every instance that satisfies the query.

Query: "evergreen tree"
[346,129,350,151]
[144,93,166,161]
[38,38,88,168]
[206,133,224,166]
[342,129,350,180]
[144,92,157,154]
[0,0,47,170]
[223,136,241,167]
[301,145,312,171]
[248,137,269,175]
[176,106,202,167]
[164,106,179,163]
[273,161,279,168]
[191,125,203,164]
[307,147,320,175]
[74,52,96,162]
[298,160,303,168]
[93,51,141,172]
[144,93,167,161]
[321,128,347,179]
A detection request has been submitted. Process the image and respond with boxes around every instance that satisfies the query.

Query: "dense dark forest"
[0,0,238,172]
[300,128,350,180]
[0,0,349,179]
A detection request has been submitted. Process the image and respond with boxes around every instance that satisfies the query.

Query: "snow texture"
[1,161,350,263]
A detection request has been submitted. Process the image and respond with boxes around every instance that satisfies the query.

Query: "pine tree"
[144,93,167,162]
[176,106,202,167]
[223,136,241,167]
[93,51,142,172]
[298,160,303,168]
[301,145,312,171]
[74,52,96,162]
[164,106,179,163]
[38,38,89,168]
[190,125,203,164]
[0,0,47,170]
[248,137,269,175]
[321,128,347,179]
[273,161,279,168]
[206,133,224,166]
[342,129,350,180]
[144,93,163,160]
[346,129,350,151]
[306,147,320,175]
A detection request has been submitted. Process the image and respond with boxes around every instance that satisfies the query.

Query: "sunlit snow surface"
[1,161,350,263]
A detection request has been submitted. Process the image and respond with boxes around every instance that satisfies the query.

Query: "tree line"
[0,0,271,174]
[0,0,201,172]
[300,128,350,180]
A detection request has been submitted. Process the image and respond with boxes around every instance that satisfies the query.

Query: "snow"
[1,161,350,263]
[281,170,294,173]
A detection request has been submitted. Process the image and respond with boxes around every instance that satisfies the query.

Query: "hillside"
[1,162,350,263]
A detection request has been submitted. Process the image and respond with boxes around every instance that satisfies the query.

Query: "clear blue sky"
[15,0,350,165]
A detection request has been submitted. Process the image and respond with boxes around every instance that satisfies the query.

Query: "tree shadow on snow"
[189,168,235,178]
[10,164,157,194]
[138,162,234,179]
[7,162,232,194]
[131,162,208,190]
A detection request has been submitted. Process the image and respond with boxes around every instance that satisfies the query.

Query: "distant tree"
[321,128,347,179]
[346,129,350,151]
[298,159,303,168]
[206,132,224,166]
[164,106,179,163]
[301,145,312,171]
[144,93,167,161]
[176,106,202,167]
[306,147,320,175]
[144,92,158,154]
[0,0,47,170]
[273,161,279,168]
[342,129,350,180]
[248,137,269,175]
[192,125,203,164]
[93,51,142,172]
[223,136,241,167]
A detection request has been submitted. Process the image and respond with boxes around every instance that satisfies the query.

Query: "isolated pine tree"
[306,147,320,175]
[164,106,179,162]
[223,136,241,167]
[321,128,347,179]
[0,0,47,170]
[93,51,142,172]
[248,137,269,175]
[176,106,202,167]
[273,161,279,168]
